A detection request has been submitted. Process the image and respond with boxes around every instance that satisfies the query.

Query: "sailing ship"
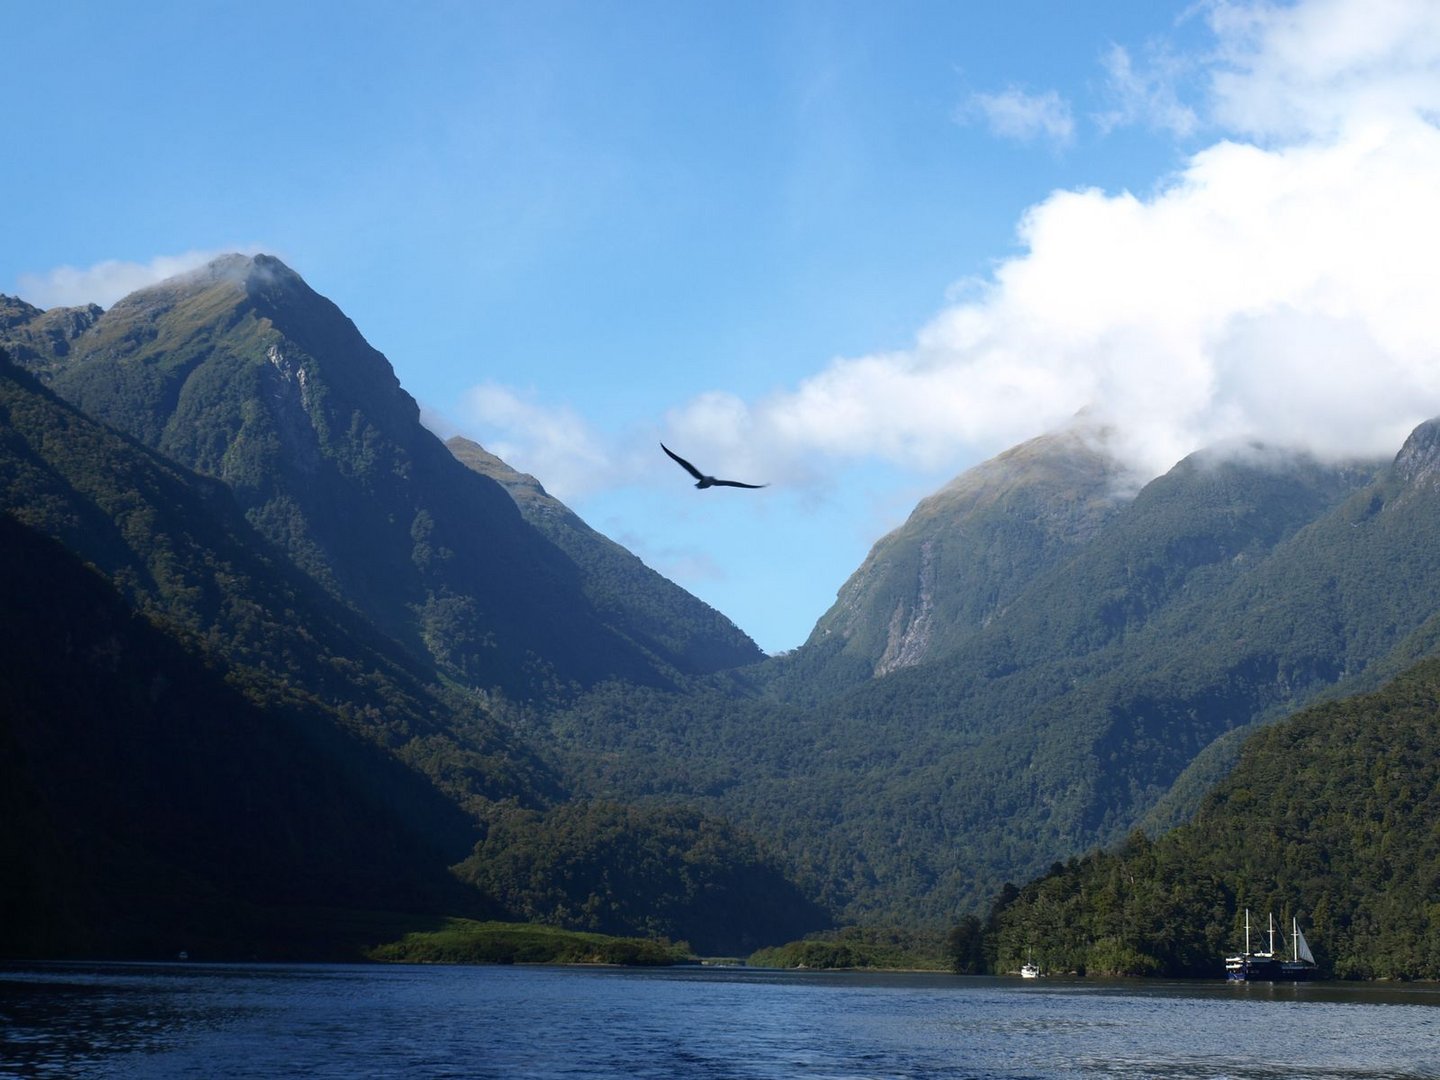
[1225,909,1317,981]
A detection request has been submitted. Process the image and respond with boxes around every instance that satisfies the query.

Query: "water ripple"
[4,964,1440,1079]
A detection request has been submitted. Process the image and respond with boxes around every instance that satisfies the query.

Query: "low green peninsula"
[368,918,692,966]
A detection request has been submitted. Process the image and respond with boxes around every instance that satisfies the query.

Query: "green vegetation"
[456,801,829,956]
[538,433,1440,926]
[368,918,691,966]
[0,312,811,960]
[749,926,949,971]
[980,653,1440,980]
[11,256,1440,971]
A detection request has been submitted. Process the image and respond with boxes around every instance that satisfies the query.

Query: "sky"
[6,0,1440,654]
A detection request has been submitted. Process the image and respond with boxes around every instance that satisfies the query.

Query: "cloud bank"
[438,0,1440,499]
[667,0,1440,482]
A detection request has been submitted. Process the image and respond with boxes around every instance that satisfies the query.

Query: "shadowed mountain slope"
[0,509,491,961]
[0,351,557,813]
[3,256,758,695]
[447,436,760,674]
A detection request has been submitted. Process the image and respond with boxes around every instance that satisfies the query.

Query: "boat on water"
[1020,961,1041,979]
[1225,909,1317,981]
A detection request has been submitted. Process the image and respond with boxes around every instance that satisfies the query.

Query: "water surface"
[4,962,1439,1078]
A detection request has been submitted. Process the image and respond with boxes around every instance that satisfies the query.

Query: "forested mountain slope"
[447,435,760,675]
[0,353,554,813]
[799,424,1134,684]
[0,344,817,958]
[1,256,758,695]
[542,434,1440,925]
[985,651,1440,980]
[0,512,488,960]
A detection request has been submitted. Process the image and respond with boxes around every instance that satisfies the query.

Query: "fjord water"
[4,963,1439,1079]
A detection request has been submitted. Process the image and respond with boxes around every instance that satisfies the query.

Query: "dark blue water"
[4,962,1440,1078]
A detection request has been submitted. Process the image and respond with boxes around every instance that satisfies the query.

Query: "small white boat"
[1020,960,1041,978]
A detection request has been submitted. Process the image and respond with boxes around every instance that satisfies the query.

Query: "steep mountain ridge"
[545,438,1432,923]
[2,255,759,694]
[802,425,1134,680]
[0,352,556,812]
[9,253,1440,951]
[447,435,760,674]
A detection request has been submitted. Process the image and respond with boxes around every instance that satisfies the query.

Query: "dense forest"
[978,653,1440,980]
[0,271,814,959]
[8,255,1440,966]
[533,433,1440,924]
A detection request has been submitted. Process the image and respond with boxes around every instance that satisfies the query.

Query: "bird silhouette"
[661,444,767,489]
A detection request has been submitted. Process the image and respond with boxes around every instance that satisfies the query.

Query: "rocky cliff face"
[1392,417,1440,492]
[808,424,1136,677]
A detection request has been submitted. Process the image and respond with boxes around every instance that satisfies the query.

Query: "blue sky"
[7,1,1440,653]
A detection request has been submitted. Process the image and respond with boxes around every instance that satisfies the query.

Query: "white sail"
[1294,924,1316,966]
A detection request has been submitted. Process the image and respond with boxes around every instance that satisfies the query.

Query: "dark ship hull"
[1224,956,1317,982]
[1225,911,1318,982]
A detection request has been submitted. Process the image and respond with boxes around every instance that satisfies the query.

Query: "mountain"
[11,252,1440,957]
[541,431,1440,925]
[803,424,1134,680]
[0,501,489,961]
[1,256,758,696]
[446,436,760,674]
[984,649,1440,979]
[0,257,812,961]
[0,348,555,814]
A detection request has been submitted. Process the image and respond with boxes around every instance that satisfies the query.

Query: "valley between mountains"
[6,254,1440,974]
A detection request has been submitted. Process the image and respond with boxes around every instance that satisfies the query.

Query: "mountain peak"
[806,423,1134,677]
[181,251,301,288]
[107,252,307,311]
[1393,416,1440,491]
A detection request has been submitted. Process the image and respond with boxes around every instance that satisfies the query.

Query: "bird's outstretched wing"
[662,442,767,489]
[661,443,705,481]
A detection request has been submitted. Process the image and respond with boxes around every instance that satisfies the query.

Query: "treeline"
[0,349,822,960]
[368,918,691,966]
[948,653,1440,980]
[540,440,1440,928]
[750,926,949,971]
[455,801,829,957]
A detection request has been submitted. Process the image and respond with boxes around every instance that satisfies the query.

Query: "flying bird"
[661,443,767,489]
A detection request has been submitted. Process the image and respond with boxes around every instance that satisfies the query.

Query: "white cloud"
[458,382,619,500]
[17,248,257,309]
[1207,0,1440,140]
[964,87,1075,149]
[742,112,1440,479]
[1096,43,1201,137]
[466,0,1440,497]
[730,0,1440,481]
